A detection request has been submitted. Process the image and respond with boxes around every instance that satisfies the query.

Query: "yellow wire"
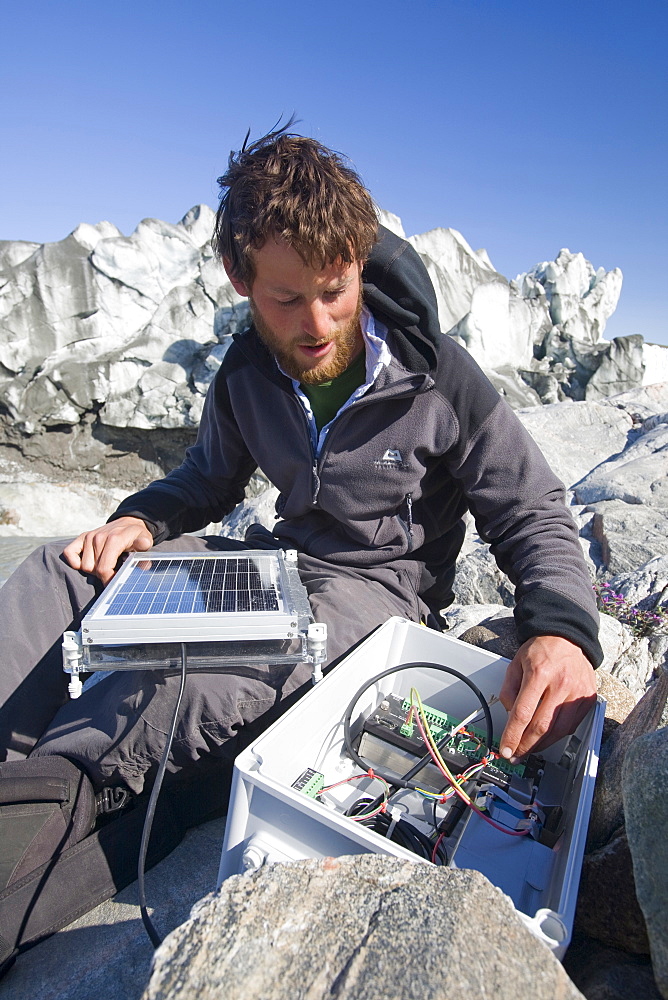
[410,688,476,807]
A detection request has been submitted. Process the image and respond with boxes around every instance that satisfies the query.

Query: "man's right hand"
[62,517,154,586]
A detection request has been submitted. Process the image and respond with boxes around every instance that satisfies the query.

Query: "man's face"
[226,238,364,384]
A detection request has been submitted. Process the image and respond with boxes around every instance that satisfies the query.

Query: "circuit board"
[356,693,544,793]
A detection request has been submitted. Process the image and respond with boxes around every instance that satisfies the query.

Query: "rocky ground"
[1,208,667,998]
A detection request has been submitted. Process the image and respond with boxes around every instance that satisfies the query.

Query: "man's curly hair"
[213,121,378,285]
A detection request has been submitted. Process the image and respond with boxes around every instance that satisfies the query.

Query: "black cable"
[343,661,494,793]
[346,798,448,864]
[138,642,188,948]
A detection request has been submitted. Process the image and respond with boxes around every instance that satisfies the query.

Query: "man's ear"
[223,257,250,298]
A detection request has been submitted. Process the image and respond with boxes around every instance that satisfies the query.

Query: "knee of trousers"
[31,658,314,793]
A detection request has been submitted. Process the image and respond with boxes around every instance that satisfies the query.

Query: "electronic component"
[356,692,544,795]
[291,768,325,798]
[220,617,605,957]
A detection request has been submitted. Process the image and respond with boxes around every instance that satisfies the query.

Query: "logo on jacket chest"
[374,448,410,471]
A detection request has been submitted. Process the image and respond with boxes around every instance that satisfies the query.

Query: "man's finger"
[528,693,597,755]
[62,534,86,570]
[498,657,522,713]
[79,532,99,576]
[510,695,562,758]
[499,671,548,760]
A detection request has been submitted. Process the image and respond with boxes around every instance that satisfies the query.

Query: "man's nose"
[302,300,331,341]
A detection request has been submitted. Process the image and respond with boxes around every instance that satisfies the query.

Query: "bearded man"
[0,128,601,939]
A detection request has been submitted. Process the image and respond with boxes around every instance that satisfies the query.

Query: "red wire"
[413,709,530,838]
[431,832,446,864]
[321,770,389,821]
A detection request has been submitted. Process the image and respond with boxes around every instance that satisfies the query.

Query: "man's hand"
[62,516,154,586]
[498,635,597,760]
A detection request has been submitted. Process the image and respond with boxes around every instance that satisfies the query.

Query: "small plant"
[593,582,668,639]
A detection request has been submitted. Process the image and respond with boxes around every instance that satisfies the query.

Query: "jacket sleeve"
[108,360,258,543]
[436,341,603,666]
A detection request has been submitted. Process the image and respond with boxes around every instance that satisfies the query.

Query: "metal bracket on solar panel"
[62,630,84,699]
[307,623,327,684]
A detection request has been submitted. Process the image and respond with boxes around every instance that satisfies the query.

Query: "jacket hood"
[362,225,442,373]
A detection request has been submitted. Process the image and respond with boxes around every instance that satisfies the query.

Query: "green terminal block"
[292,767,325,798]
[400,697,526,778]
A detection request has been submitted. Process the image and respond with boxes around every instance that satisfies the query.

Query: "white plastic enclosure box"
[219,617,605,958]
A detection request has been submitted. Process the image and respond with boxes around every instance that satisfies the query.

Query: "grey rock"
[585,336,645,401]
[442,601,510,635]
[458,613,520,659]
[575,827,649,954]
[516,399,633,490]
[220,486,280,539]
[623,726,668,999]
[587,500,668,576]
[143,856,584,1000]
[564,933,662,1000]
[575,414,668,508]
[598,613,662,698]
[587,668,668,852]
[453,542,516,607]
[604,554,668,613]
[605,381,668,422]
[594,669,637,726]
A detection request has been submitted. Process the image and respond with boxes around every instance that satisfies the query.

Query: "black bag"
[0,756,97,895]
[0,754,231,976]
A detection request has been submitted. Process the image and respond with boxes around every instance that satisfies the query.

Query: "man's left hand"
[498,635,597,760]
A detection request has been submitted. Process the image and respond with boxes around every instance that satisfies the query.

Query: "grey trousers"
[0,533,427,792]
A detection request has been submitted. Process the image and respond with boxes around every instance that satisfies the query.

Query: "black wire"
[343,661,494,794]
[346,799,448,865]
[138,642,188,948]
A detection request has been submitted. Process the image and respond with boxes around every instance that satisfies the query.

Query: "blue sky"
[2,0,666,344]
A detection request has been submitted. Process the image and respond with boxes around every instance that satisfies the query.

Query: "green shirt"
[300,352,367,433]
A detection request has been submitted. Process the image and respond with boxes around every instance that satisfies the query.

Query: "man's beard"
[250,290,363,385]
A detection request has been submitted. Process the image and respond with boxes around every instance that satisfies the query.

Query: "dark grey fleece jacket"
[111,227,603,667]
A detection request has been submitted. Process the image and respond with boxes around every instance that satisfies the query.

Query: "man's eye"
[277,298,298,307]
[324,289,344,300]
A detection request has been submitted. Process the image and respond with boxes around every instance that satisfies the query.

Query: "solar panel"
[81,550,304,645]
[104,556,281,617]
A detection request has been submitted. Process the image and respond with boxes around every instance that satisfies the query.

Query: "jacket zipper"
[404,493,413,534]
[284,374,430,507]
[398,492,414,551]
[286,392,321,505]
[310,382,428,504]
[311,463,320,505]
